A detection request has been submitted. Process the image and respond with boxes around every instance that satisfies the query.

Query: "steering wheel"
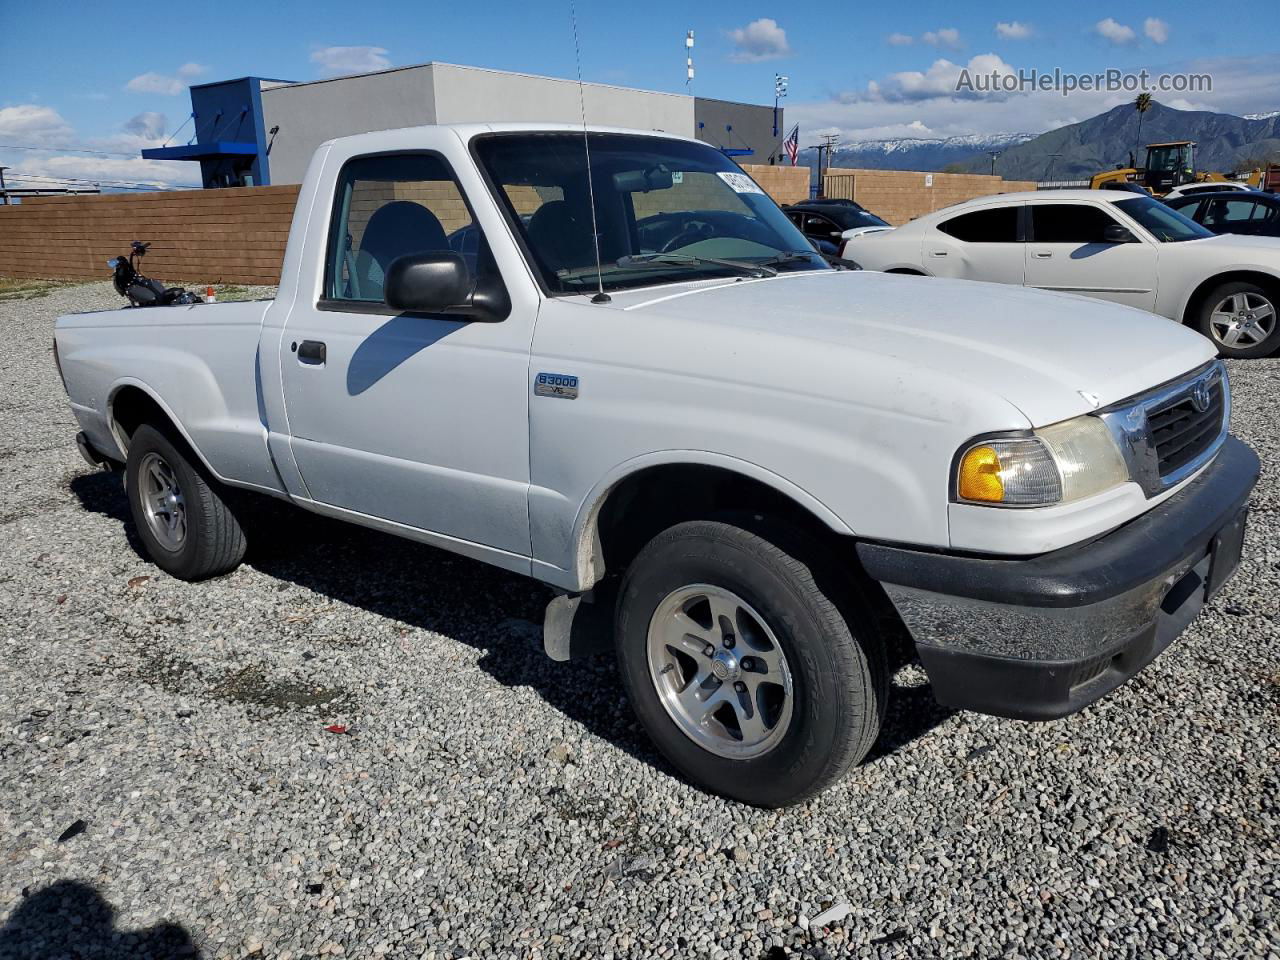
[660,219,714,253]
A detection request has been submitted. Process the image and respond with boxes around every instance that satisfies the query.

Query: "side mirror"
[383,252,509,322]
[1103,224,1137,244]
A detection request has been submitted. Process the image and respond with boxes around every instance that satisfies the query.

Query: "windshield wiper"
[615,253,776,278]
[758,249,860,271]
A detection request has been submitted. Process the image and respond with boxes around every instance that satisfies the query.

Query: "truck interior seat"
[525,200,597,275]
[355,201,448,299]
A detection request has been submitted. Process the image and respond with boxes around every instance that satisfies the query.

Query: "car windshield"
[473,132,829,294]
[1115,195,1214,242]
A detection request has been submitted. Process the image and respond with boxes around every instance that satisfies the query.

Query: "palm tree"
[1134,93,1154,159]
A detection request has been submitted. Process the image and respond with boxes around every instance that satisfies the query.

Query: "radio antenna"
[570,0,610,304]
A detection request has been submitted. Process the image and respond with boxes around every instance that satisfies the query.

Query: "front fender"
[558,450,855,590]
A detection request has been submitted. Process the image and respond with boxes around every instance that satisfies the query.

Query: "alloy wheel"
[137,451,187,551]
[646,583,794,759]
[1209,291,1276,348]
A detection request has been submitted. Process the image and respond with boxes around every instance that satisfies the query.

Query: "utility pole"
[685,31,695,91]
[0,166,9,205]
[809,133,839,196]
[988,151,1001,177]
[773,74,788,139]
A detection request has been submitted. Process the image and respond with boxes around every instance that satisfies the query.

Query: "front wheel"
[1197,281,1280,358]
[125,423,246,581]
[615,520,887,807]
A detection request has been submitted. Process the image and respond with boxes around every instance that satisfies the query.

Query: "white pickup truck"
[55,123,1258,807]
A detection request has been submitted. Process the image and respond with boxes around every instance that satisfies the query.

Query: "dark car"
[1165,191,1280,238]
[783,199,891,255]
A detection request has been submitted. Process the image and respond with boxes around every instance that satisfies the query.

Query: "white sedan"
[843,189,1280,358]
[1165,181,1259,200]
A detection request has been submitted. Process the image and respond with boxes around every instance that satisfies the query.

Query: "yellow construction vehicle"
[1091,141,1265,196]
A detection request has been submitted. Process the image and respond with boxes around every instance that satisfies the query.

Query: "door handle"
[296,340,327,365]
[1032,251,1053,259]
[929,250,948,257]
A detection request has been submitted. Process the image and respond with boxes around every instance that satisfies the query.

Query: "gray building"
[145,62,784,187]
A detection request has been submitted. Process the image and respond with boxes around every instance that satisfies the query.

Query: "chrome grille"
[1148,377,1226,476]
[1099,362,1230,498]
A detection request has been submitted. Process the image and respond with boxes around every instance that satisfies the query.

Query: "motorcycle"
[108,241,203,307]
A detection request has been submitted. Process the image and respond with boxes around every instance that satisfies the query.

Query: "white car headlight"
[955,416,1129,507]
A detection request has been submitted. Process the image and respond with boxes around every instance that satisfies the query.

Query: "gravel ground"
[0,281,1277,960]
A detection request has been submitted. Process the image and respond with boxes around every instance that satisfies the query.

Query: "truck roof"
[319,121,706,151]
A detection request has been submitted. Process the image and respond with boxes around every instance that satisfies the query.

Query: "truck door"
[1024,202,1157,312]
[277,148,533,559]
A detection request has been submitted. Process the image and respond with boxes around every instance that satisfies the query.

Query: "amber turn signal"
[957,445,1005,503]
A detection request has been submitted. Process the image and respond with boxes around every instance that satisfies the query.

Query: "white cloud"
[1144,18,1170,44]
[125,63,208,96]
[1094,18,1137,46]
[887,33,915,46]
[727,18,791,62]
[0,104,74,145]
[849,54,1018,104]
[995,21,1033,40]
[922,28,962,50]
[310,45,392,78]
[0,106,194,190]
[123,112,168,140]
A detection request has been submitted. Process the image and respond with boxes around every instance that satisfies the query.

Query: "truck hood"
[612,270,1215,426]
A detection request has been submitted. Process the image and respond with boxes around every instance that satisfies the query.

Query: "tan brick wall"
[0,186,300,285]
[740,164,811,205]
[823,168,1038,226]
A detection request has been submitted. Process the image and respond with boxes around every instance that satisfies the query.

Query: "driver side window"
[325,153,494,303]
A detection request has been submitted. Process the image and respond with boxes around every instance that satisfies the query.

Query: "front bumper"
[857,436,1259,721]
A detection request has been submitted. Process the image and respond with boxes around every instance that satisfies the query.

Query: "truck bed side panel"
[56,301,284,494]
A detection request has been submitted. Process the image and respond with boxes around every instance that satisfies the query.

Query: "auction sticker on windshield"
[717,172,765,195]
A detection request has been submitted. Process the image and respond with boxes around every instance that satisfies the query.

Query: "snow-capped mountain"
[1244,110,1280,121]
[799,132,1036,172]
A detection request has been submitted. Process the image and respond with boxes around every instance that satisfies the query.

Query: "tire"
[124,423,246,581]
[1196,281,1280,359]
[615,519,887,807]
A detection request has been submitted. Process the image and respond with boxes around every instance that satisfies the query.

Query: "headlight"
[955,416,1129,507]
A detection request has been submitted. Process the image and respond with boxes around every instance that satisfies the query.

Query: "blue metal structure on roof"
[141,76,294,188]
[142,141,259,161]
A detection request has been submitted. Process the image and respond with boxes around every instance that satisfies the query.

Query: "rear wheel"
[615,519,887,807]
[1197,281,1280,358]
[125,424,246,580]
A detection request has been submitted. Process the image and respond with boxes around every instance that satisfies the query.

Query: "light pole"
[1045,153,1062,183]
[988,150,1001,176]
[773,74,788,138]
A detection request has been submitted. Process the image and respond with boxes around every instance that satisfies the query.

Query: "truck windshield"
[473,132,829,294]
[1114,196,1213,242]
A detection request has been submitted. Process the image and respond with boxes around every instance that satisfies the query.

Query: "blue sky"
[2,0,1277,187]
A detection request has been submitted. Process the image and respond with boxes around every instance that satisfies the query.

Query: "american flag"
[783,124,800,166]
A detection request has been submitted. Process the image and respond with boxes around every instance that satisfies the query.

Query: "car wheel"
[1197,281,1280,358]
[125,423,246,580]
[615,518,887,807]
